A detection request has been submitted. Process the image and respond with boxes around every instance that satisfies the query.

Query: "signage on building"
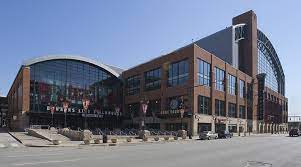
[46,106,122,117]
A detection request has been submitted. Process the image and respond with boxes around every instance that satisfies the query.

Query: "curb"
[7,132,23,144]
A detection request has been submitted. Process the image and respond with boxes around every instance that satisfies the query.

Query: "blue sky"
[0,0,299,114]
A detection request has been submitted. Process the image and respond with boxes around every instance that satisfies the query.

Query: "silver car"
[199,131,218,140]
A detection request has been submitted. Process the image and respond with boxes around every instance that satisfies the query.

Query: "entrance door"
[198,123,211,133]
[215,123,226,132]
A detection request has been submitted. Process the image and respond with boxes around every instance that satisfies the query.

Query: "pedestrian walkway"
[0,131,23,149]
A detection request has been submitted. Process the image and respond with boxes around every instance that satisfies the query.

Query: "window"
[168,59,189,87]
[239,80,245,98]
[144,68,161,91]
[214,67,225,91]
[146,100,161,117]
[198,95,211,115]
[257,42,278,93]
[197,59,211,86]
[215,99,225,116]
[228,103,237,118]
[239,105,245,119]
[126,75,140,95]
[228,74,237,95]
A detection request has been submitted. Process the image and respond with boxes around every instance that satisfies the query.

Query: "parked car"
[199,131,218,140]
[289,129,300,137]
[217,130,232,139]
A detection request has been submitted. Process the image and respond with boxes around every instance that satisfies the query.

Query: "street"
[0,135,300,167]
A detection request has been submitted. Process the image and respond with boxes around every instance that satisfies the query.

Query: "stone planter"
[111,138,117,143]
[164,137,169,141]
[52,140,62,145]
[174,136,178,140]
[154,136,160,141]
[84,140,90,145]
[126,137,132,142]
[94,138,101,144]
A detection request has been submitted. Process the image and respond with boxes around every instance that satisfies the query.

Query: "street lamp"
[115,105,120,128]
[50,104,56,127]
[179,96,185,130]
[129,104,134,128]
[62,100,69,128]
[82,98,90,130]
[140,98,149,130]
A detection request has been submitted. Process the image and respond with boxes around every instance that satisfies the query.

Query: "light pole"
[179,96,185,130]
[50,105,56,127]
[82,98,90,130]
[62,100,69,128]
[140,98,149,130]
[129,104,134,128]
[115,105,120,128]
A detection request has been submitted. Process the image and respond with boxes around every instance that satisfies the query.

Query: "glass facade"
[197,59,211,87]
[144,68,161,91]
[214,67,225,91]
[228,103,237,118]
[215,99,225,117]
[257,47,278,92]
[198,95,211,115]
[228,74,237,95]
[29,59,122,114]
[239,80,245,98]
[168,59,189,87]
[126,75,140,95]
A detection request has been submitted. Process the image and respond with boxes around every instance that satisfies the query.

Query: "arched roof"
[257,29,285,95]
[22,55,123,78]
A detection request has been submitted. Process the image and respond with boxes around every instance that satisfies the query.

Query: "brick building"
[122,10,288,135]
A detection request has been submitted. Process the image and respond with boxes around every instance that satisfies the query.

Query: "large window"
[215,99,225,116]
[228,74,237,95]
[239,80,245,98]
[168,59,189,87]
[29,60,122,113]
[257,43,278,93]
[126,75,140,95]
[144,68,161,91]
[228,103,237,118]
[214,67,225,91]
[198,95,211,115]
[239,105,246,119]
[197,59,211,86]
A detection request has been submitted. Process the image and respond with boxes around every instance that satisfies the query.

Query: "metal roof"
[23,55,124,78]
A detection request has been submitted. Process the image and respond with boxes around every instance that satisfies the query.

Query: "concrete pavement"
[0,129,23,149]
[0,135,300,167]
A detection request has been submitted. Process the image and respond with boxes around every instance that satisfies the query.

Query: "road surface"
[0,135,300,167]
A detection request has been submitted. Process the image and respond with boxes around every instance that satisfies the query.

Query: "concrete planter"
[126,137,132,142]
[94,138,101,144]
[84,140,90,145]
[52,140,62,145]
[174,136,178,140]
[111,138,117,143]
[143,137,148,142]
[164,137,169,141]
[154,137,160,141]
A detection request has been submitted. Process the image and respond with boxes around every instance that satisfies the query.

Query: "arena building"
[7,10,288,134]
